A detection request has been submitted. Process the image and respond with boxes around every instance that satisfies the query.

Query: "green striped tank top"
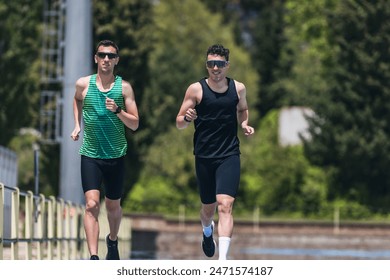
[79,74,127,159]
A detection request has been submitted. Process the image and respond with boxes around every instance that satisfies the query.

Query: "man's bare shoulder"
[121,79,133,90]
[76,75,91,89]
[121,79,136,99]
[187,81,202,93]
[74,75,91,100]
[233,80,246,92]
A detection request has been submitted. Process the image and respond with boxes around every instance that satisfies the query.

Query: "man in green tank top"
[71,40,139,260]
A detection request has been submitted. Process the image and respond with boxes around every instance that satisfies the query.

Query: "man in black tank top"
[176,44,255,260]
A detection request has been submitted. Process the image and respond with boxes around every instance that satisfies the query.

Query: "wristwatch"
[114,106,122,114]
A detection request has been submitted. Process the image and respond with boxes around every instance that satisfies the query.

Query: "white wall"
[278,107,314,146]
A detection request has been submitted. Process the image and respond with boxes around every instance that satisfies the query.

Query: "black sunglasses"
[206,60,228,69]
[96,52,118,59]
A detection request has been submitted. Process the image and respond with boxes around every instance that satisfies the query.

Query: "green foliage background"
[1,0,390,221]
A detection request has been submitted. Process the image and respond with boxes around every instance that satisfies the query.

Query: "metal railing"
[0,182,131,260]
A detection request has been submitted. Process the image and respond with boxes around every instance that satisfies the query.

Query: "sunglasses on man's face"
[206,60,228,69]
[96,52,118,59]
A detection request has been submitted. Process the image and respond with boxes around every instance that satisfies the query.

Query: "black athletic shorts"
[81,155,125,200]
[195,154,240,204]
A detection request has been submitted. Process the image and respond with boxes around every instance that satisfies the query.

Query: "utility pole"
[59,0,92,203]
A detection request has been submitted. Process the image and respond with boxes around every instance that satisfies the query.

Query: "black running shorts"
[80,155,125,200]
[195,154,240,204]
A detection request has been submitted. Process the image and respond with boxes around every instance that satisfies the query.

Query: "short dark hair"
[206,44,229,61]
[96,40,119,55]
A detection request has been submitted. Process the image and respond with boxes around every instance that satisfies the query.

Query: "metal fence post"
[47,196,56,259]
[25,190,34,259]
[36,193,46,259]
[11,187,20,259]
[56,198,64,259]
[64,200,71,259]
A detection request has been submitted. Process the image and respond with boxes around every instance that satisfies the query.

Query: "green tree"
[245,0,288,117]
[240,110,328,217]
[303,0,390,211]
[0,1,42,145]
[0,1,59,196]
[278,0,337,108]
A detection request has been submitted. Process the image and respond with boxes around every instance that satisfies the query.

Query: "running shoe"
[201,221,216,257]
[90,255,99,260]
[106,234,120,260]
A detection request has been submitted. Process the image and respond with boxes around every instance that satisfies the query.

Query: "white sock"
[218,236,231,260]
[202,221,214,237]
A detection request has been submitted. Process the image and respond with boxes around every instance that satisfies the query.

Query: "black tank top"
[193,77,240,158]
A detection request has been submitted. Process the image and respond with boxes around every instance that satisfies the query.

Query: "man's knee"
[217,195,234,214]
[85,199,100,217]
[105,198,121,213]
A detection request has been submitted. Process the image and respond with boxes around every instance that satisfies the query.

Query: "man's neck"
[207,77,228,93]
[97,73,115,90]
